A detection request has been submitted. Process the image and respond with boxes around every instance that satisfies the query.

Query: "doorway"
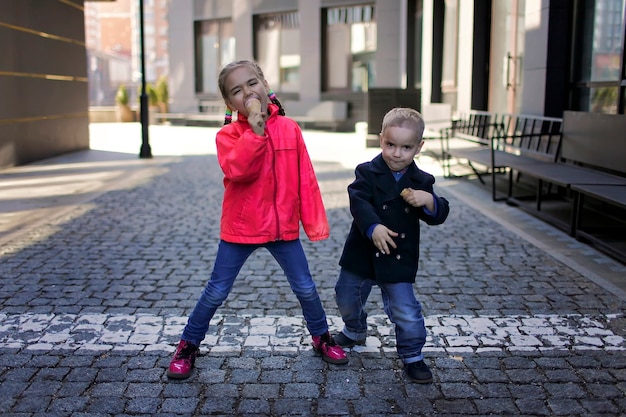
[489,0,525,114]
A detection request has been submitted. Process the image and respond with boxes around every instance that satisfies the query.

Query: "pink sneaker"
[312,332,349,364]
[167,340,198,379]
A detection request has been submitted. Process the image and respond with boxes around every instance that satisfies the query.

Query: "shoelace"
[322,333,338,347]
[176,343,196,359]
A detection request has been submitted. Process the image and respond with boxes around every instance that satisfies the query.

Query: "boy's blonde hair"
[380,107,425,141]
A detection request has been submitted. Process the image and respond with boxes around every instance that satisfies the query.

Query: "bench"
[441,111,563,201]
[283,100,348,130]
[558,112,626,259]
[440,110,499,180]
[421,103,452,139]
[154,98,226,126]
[157,99,348,130]
[500,111,626,262]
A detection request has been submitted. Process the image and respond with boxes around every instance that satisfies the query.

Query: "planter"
[116,104,135,122]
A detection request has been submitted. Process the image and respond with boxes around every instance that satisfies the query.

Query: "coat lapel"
[400,162,431,190]
[371,155,401,202]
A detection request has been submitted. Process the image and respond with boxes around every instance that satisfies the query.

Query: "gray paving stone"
[1,143,626,416]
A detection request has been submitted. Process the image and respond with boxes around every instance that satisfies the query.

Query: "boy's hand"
[245,99,266,136]
[401,188,435,212]
[371,224,398,255]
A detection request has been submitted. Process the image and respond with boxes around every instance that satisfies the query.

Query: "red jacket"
[216,103,330,244]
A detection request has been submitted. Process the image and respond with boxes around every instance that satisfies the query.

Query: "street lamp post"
[138,0,152,158]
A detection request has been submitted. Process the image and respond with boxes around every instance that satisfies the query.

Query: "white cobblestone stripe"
[0,313,623,353]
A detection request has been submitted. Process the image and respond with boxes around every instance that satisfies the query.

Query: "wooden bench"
[441,111,563,201]
[559,112,626,260]
[157,99,348,130]
[283,100,348,130]
[440,110,499,181]
[500,111,626,262]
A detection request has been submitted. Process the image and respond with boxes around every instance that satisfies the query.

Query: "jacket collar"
[370,154,429,201]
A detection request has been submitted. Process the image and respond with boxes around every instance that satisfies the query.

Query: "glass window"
[324,5,376,92]
[441,0,458,100]
[194,19,235,95]
[255,12,300,93]
[571,0,625,114]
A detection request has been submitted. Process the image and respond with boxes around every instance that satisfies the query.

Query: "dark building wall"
[0,1,90,169]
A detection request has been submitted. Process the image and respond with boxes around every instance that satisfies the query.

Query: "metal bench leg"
[572,191,583,237]
[536,179,543,211]
[467,162,486,184]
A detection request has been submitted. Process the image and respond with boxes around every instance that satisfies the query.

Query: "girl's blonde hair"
[217,60,285,124]
[380,107,425,140]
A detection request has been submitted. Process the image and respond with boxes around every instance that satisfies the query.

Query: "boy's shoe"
[405,360,433,383]
[312,332,349,365]
[333,332,366,348]
[167,340,199,379]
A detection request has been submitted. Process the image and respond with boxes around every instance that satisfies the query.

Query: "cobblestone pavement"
[0,124,625,416]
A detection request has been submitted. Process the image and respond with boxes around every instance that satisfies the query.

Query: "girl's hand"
[245,99,266,136]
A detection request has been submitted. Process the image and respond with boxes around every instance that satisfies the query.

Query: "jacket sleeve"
[348,163,382,237]
[297,132,330,241]
[216,126,268,182]
[419,193,450,225]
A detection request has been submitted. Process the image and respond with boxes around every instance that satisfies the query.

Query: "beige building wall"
[0,1,90,169]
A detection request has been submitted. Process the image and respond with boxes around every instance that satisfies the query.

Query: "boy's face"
[223,66,269,117]
[379,126,424,172]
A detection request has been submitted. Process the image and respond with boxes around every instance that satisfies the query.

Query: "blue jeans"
[335,268,426,364]
[181,239,329,346]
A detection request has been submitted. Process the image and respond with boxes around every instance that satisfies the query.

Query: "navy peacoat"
[339,153,450,283]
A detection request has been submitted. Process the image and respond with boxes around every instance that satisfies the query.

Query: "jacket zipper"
[268,135,280,240]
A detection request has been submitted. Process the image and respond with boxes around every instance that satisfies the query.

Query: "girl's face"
[379,126,424,172]
[223,66,269,117]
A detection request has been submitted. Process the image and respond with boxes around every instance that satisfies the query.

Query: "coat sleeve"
[420,193,450,225]
[297,132,330,241]
[216,126,268,182]
[348,163,382,237]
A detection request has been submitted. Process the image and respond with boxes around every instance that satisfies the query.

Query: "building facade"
[1,0,625,168]
[0,1,92,168]
[85,0,170,106]
[168,0,626,129]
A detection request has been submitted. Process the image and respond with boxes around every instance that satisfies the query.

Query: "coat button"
[375,252,380,257]
[404,207,410,213]
[396,254,401,260]
[382,205,388,210]
[400,233,406,238]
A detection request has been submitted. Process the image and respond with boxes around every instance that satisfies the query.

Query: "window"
[440,0,458,103]
[571,0,626,114]
[194,19,235,94]
[255,12,300,93]
[323,5,376,92]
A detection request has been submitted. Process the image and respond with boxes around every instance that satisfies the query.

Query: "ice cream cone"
[245,99,261,113]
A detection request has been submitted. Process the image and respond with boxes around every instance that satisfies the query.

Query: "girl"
[167,60,348,379]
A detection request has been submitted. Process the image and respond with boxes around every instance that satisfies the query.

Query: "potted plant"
[155,75,169,113]
[138,83,160,124]
[115,84,134,122]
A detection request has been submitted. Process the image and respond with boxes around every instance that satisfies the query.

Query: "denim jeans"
[335,268,426,364]
[181,239,329,346]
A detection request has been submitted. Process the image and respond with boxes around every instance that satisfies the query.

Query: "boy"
[334,107,450,383]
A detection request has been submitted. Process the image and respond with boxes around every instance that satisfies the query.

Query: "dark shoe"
[333,331,366,348]
[167,340,198,379]
[405,360,433,383]
[312,332,349,365]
